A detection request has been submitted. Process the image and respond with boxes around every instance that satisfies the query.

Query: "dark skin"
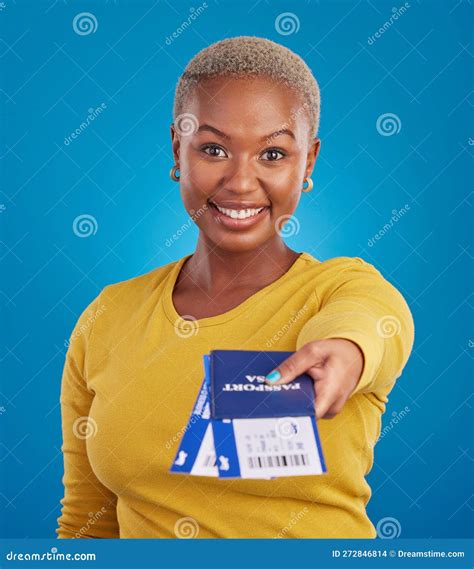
[170,76,363,419]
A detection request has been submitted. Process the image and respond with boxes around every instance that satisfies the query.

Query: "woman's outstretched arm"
[296,257,415,397]
[265,257,415,417]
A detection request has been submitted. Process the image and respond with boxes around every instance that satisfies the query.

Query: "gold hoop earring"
[170,165,180,182]
[302,177,313,192]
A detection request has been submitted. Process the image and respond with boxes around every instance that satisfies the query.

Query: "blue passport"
[170,350,327,479]
[209,349,316,419]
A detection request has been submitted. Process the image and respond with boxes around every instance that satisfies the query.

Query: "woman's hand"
[264,339,364,419]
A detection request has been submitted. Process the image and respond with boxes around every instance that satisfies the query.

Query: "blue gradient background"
[1,0,472,540]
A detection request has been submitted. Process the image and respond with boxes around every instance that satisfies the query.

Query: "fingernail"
[265,370,281,383]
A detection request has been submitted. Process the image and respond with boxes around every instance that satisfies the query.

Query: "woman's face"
[171,76,320,253]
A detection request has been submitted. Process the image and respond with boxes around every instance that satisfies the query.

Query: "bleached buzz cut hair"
[173,36,321,139]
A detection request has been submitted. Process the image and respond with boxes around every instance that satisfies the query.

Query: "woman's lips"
[208,201,270,230]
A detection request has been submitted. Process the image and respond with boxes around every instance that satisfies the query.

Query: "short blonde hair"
[173,36,321,138]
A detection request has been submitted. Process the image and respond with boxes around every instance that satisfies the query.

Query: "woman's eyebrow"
[196,124,296,142]
[261,128,296,142]
[197,124,230,139]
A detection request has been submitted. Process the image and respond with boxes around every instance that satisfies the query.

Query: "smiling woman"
[56,36,414,539]
[171,37,319,261]
[175,94,304,235]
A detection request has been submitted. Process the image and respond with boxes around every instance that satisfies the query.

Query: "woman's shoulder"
[300,251,380,275]
[98,255,186,305]
[298,252,388,298]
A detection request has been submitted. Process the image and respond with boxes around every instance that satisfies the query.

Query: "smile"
[208,200,270,229]
[213,204,264,219]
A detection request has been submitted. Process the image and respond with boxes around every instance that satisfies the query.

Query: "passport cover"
[209,349,316,420]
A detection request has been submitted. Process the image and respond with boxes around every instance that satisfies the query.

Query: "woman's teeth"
[214,204,264,219]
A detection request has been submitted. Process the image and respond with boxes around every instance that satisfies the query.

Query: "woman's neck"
[178,236,301,295]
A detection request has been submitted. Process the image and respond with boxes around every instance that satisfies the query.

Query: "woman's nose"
[223,157,260,195]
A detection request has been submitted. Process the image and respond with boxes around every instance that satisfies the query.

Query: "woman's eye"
[260,149,286,161]
[202,145,228,158]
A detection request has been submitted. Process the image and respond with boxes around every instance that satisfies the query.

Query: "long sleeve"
[56,292,120,539]
[296,257,415,397]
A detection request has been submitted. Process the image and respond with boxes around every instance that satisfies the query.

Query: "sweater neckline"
[162,251,314,328]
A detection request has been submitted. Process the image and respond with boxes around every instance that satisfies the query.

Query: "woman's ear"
[305,137,321,178]
[170,124,180,164]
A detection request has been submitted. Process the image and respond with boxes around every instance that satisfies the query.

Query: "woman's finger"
[264,342,327,385]
[320,396,347,419]
[313,370,350,419]
[314,380,340,419]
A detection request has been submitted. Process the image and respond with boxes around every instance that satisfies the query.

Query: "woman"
[56,36,414,539]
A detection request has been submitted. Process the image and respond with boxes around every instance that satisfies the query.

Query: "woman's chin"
[204,229,272,254]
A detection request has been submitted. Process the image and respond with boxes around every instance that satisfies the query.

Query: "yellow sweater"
[56,252,414,539]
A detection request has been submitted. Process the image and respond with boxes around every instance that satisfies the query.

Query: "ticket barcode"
[247,454,309,469]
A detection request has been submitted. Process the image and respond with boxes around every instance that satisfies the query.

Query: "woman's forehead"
[186,76,309,138]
